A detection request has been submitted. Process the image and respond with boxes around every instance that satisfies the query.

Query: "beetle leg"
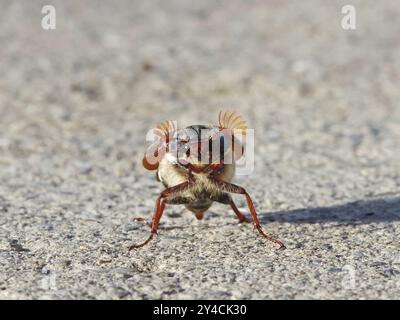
[229,198,251,223]
[213,193,250,223]
[128,195,165,250]
[212,179,286,250]
[128,181,191,250]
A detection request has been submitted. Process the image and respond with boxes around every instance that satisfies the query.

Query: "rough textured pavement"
[0,0,400,299]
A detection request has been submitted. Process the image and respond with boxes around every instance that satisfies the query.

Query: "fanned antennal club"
[218,111,247,134]
[155,120,176,145]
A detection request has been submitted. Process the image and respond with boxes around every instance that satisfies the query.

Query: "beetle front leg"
[128,181,190,250]
[128,195,165,250]
[213,193,250,223]
[212,179,286,250]
[229,198,251,223]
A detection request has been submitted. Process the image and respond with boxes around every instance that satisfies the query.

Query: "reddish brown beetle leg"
[213,179,286,250]
[229,199,251,223]
[128,196,165,250]
[128,181,190,250]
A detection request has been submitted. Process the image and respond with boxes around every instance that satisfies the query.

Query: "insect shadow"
[260,196,400,224]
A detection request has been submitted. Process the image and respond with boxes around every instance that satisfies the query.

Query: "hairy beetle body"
[129,112,286,250]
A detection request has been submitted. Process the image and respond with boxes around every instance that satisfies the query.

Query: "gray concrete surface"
[0,0,400,299]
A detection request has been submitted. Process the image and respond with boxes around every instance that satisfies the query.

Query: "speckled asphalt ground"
[0,0,399,299]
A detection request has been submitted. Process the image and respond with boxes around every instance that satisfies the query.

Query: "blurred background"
[0,0,399,299]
